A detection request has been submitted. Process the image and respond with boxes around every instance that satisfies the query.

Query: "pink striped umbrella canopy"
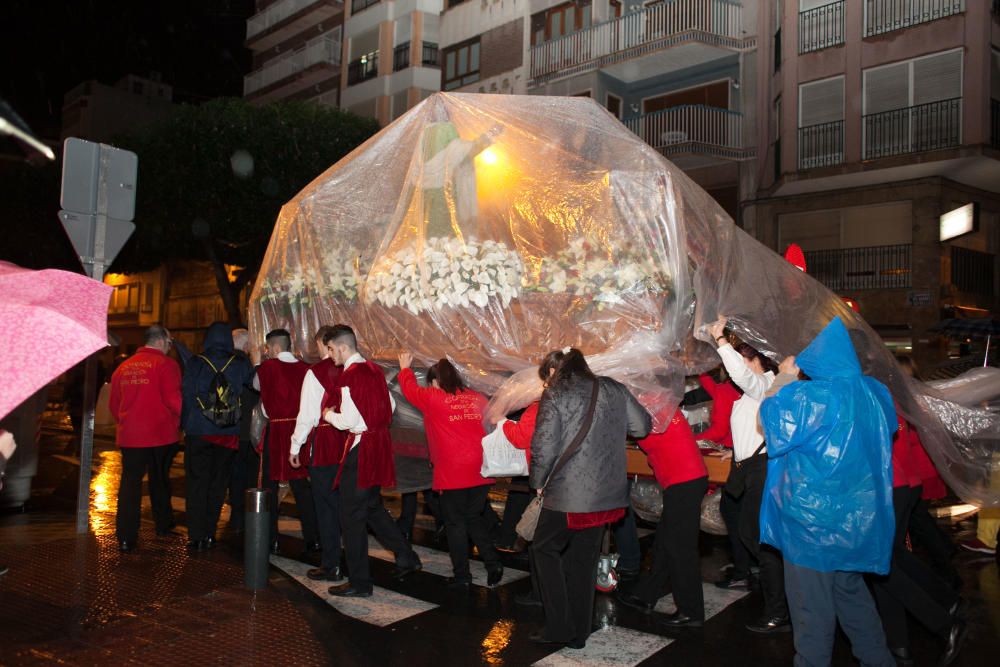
[0,261,112,420]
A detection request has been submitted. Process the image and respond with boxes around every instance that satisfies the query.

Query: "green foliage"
[112,97,379,274]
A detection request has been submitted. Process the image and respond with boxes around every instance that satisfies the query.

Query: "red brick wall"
[480,18,524,80]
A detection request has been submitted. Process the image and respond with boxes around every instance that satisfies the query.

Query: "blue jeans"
[784,560,894,667]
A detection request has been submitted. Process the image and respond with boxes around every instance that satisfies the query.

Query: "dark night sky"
[1,0,256,140]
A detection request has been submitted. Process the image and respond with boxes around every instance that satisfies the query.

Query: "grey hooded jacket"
[529,375,652,513]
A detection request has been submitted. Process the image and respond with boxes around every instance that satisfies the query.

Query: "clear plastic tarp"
[249,93,1000,507]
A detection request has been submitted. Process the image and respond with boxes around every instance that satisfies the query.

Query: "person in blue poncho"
[759,317,896,667]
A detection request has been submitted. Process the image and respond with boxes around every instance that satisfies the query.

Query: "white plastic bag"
[481,419,528,478]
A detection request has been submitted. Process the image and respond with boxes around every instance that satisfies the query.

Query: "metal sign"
[58,211,135,268]
[61,138,138,221]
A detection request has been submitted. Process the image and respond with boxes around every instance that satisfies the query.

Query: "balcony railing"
[952,246,995,296]
[863,97,961,160]
[347,52,379,85]
[244,35,341,95]
[799,1,845,53]
[805,244,912,291]
[864,0,965,37]
[530,0,749,82]
[798,120,844,169]
[622,105,749,160]
[991,99,1000,149]
[247,0,342,40]
[351,0,379,13]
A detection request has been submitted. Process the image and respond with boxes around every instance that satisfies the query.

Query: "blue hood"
[203,321,235,354]
[795,317,861,380]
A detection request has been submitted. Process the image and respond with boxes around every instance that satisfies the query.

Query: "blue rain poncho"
[759,318,896,574]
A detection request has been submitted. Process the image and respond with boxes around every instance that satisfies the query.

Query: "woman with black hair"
[398,353,503,588]
[708,318,789,634]
[529,347,652,650]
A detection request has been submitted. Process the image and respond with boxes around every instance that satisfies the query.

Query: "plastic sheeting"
[249,93,1000,507]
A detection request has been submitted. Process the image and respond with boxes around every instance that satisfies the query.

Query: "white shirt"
[322,353,395,449]
[290,369,325,456]
[253,351,300,418]
[717,344,775,462]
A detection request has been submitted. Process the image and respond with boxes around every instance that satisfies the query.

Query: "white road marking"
[368,536,529,588]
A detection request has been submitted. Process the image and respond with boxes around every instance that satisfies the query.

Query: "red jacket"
[908,427,947,499]
[892,415,921,488]
[697,374,738,447]
[502,401,538,466]
[399,368,493,491]
[109,347,182,448]
[638,409,708,489]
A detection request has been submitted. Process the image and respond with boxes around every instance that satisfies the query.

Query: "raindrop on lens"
[230,149,254,179]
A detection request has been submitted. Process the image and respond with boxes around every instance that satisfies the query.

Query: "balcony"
[347,52,379,86]
[622,105,752,162]
[394,42,440,71]
[244,34,341,99]
[863,97,961,160]
[952,246,995,296]
[529,0,753,84]
[246,0,344,51]
[798,120,844,169]
[864,0,965,37]
[799,1,844,53]
[805,244,912,291]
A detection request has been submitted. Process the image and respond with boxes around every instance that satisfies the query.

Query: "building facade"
[746,0,1000,368]
[61,75,174,144]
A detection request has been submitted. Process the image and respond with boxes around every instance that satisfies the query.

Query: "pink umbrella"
[0,261,112,420]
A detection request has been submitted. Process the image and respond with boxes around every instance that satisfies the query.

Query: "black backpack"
[195,355,240,427]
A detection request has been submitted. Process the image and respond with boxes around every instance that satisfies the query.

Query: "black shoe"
[393,559,422,581]
[202,537,216,550]
[515,592,542,607]
[270,541,280,555]
[487,565,504,588]
[303,541,322,554]
[186,540,205,553]
[307,567,343,582]
[118,539,136,553]
[446,577,472,589]
[889,647,914,665]
[938,619,967,667]
[615,590,654,613]
[328,584,372,598]
[566,639,586,650]
[528,632,571,646]
[715,574,751,590]
[662,611,703,628]
[746,615,792,634]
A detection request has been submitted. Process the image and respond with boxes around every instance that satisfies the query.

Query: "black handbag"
[515,379,600,541]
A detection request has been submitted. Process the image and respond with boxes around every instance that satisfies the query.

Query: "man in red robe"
[290,326,347,582]
[321,325,422,598]
[255,329,319,554]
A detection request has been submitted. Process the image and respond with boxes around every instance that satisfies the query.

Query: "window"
[422,42,439,67]
[348,51,379,85]
[863,49,963,158]
[394,42,411,71]
[109,283,140,315]
[351,0,380,14]
[531,1,592,45]
[443,39,480,91]
[798,76,845,168]
[607,94,622,119]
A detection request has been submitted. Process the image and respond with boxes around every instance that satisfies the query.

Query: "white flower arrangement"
[364,237,524,315]
[259,247,363,305]
[528,237,671,305]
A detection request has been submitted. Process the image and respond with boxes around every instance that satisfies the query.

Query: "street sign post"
[59,137,137,534]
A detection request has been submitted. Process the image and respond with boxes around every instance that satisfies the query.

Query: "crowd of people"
[103,317,975,663]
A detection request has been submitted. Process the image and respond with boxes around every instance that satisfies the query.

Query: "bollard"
[244,488,272,590]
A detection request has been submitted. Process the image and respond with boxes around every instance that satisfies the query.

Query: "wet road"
[1,430,998,666]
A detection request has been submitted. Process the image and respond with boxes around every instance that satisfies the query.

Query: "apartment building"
[61,75,174,144]
[244,0,346,107]
[746,0,1000,367]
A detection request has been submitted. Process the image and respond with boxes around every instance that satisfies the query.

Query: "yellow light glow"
[479,147,499,165]
[104,273,129,286]
[90,451,119,535]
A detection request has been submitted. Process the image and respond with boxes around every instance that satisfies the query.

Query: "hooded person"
[175,322,255,552]
[759,317,897,667]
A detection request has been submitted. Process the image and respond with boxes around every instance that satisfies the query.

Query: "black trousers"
[908,497,960,587]
[872,485,958,648]
[531,508,604,644]
[497,484,533,547]
[397,490,442,537]
[725,453,787,618]
[720,489,752,578]
[311,464,343,571]
[267,477,320,545]
[340,446,419,592]
[116,443,176,542]
[184,436,236,542]
[227,438,259,531]
[637,476,708,620]
[439,485,502,580]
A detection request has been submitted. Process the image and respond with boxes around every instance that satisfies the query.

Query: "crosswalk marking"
[270,555,438,627]
[367,535,530,588]
[655,582,749,616]
[534,625,673,667]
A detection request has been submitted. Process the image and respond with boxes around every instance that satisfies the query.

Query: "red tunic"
[892,415,920,489]
[638,409,709,489]
[697,374,738,447]
[909,427,947,499]
[257,358,310,481]
[334,360,396,489]
[399,368,493,491]
[310,358,349,467]
[502,402,538,467]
